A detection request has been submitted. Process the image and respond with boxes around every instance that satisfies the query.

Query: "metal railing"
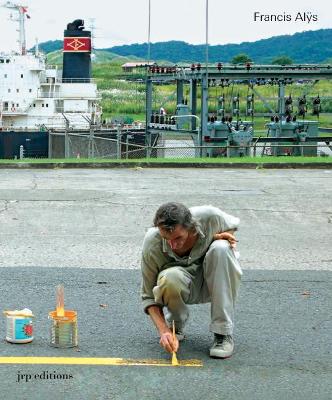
[37,92,100,99]
[38,77,97,85]
[59,78,97,84]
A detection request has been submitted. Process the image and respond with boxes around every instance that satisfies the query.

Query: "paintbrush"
[56,284,65,317]
[171,320,179,366]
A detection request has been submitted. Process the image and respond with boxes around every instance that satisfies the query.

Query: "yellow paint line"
[0,357,203,367]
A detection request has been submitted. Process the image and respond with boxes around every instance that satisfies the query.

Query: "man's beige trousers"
[152,240,242,335]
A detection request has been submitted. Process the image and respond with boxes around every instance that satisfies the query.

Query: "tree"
[231,53,252,64]
[272,56,293,65]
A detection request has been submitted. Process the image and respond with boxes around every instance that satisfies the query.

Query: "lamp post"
[200,0,209,157]
[147,0,151,64]
[205,0,209,77]
[145,0,152,154]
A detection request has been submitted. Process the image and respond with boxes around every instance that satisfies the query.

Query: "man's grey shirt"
[140,205,240,313]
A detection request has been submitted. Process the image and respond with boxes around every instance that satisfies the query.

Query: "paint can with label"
[3,309,34,344]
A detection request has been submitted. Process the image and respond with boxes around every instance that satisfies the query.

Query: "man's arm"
[209,207,240,248]
[141,253,160,313]
[213,229,238,248]
[146,305,178,353]
[141,249,178,353]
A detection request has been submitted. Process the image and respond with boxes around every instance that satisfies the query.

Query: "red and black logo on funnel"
[63,37,91,52]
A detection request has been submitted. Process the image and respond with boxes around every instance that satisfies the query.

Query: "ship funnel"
[62,19,91,81]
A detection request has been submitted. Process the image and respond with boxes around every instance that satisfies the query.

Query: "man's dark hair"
[153,202,196,232]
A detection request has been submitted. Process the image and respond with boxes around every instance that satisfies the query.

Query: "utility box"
[205,121,253,157]
[268,120,318,156]
[227,129,253,157]
[176,103,190,129]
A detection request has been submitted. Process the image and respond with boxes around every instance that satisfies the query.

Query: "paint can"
[48,310,78,348]
[3,309,34,344]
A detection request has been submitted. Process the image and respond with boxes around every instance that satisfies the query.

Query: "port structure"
[145,63,332,157]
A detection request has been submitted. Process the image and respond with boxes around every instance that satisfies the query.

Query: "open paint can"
[48,310,78,348]
[3,309,34,344]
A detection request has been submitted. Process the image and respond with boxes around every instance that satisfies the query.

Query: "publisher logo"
[17,370,73,383]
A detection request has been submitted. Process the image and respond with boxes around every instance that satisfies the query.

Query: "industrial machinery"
[145,63,332,157]
[205,118,253,157]
[267,119,318,156]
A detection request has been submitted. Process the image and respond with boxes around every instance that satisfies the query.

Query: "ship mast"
[3,1,29,55]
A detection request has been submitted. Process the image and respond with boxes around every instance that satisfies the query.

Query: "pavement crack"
[102,200,159,207]
[211,189,268,193]
[0,200,9,214]
[0,198,105,203]
[31,173,38,190]
[228,208,332,215]
[243,279,330,283]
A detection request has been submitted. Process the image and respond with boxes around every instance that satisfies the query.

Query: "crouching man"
[140,202,242,358]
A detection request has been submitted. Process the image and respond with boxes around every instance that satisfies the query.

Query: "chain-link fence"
[49,131,148,159]
[154,133,198,158]
[150,143,332,158]
[48,131,332,159]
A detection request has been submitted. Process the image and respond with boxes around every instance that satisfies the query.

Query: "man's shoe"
[174,328,185,342]
[209,334,234,358]
[166,322,185,341]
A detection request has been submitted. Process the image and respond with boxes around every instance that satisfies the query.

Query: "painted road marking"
[0,357,203,367]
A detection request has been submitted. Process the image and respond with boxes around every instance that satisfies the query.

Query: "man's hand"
[213,232,238,248]
[146,306,179,353]
[159,330,179,353]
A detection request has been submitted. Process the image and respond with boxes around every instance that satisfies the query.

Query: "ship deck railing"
[38,77,97,84]
[61,78,96,84]
[35,94,99,100]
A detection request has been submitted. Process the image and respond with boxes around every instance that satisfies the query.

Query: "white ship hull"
[0,53,101,132]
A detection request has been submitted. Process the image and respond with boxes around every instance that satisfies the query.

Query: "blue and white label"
[15,318,33,339]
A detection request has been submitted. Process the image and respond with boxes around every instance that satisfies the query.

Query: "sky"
[0,0,330,53]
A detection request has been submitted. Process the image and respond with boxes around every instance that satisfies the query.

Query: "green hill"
[36,29,332,64]
[107,29,332,64]
[46,49,139,65]
[32,40,63,54]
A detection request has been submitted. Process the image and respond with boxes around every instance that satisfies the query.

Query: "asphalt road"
[0,168,331,399]
[0,268,331,400]
[0,168,331,270]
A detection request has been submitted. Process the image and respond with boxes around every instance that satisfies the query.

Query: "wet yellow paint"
[0,357,202,367]
[171,352,179,366]
[171,321,179,366]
